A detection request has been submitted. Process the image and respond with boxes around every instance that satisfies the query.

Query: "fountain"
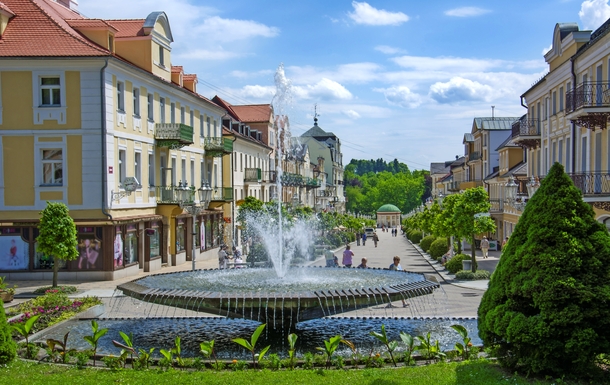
[116,63,440,329]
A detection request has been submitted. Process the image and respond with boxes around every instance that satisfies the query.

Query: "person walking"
[218,245,229,269]
[342,245,354,268]
[373,232,379,248]
[389,256,408,307]
[480,236,490,259]
[362,232,367,246]
[324,247,336,267]
[357,257,368,268]
[356,232,361,246]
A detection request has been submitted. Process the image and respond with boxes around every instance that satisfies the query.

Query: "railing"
[204,137,233,154]
[566,82,610,114]
[489,198,503,213]
[318,190,335,197]
[459,180,483,190]
[447,181,460,191]
[511,117,540,137]
[568,172,610,195]
[211,187,234,201]
[155,124,194,148]
[468,151,481,161]
[280,172,304,186]
[263,170,277,183]
[244,168,262,182]
[155,185,195,204]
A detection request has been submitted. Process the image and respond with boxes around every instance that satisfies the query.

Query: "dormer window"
[41,77,61,106]
[108,35,114,52]
[159,46,165,67]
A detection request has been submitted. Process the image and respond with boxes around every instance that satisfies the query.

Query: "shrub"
[408,230,422,244]
[445,254,470,274]
[455,270,490,280]
[478,163,610,378]
[429,238,448,259]
[0,299,17,365]
[419,235,436,252]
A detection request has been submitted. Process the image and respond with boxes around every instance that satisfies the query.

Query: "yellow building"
[520,19,610,227]
[0,0,232,280]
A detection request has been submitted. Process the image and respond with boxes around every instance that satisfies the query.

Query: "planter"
[462,260,472,271]
[0,291,14,303]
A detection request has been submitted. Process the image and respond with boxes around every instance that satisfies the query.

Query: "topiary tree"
[37,202,78,288]
[478,163,610,378]
[420,235,436,252]
[429,237,448,259]
[0,298,17,365]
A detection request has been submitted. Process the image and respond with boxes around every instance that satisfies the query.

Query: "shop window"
[149,222,160,258]
[205,218,212,250]
[76,227,102,270]
[176,219,186,252]
[0,228,29,270]
[113,226,124,269]
[195,220,200,248]
[124,224,138,265]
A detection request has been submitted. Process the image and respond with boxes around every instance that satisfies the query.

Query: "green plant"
[232,324,270,369]
[0,277,17,295]
[315,335,353,369]
[332,355,345,369]
[33,285,77,295]
[210,361,225,371]
[479,163,610,379]
[408,230,423,244]
[399,331,416,366]
[369,324,398,367]
[47,332,75,364]
[287,333,297,370]
[302,351,314,369]
[451,324,472,360]
[229,359,248,371]
[74,351,90,369]
[445,254,471,274]
[267,353,282,370]
[419,235,436,252]
[12,314,40,358]
[134,347,155,370]
[102,355,124,370]
[455,269,490,280]
[0,299,17,365]
[199,340,217,368]
[429,237,448,259]
[83,320,107,367]
[159,336,184,368]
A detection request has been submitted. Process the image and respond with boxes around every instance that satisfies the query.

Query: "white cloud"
[579,0,610,30]
[444,7,491,17]
[541,44,552,56]
[429,77,494,104]
[375,45,406,54]
[379,86,422,108]
[302,78,353,100]
[176,49,243,61]
[194,16,279,42]
[342,109,361,119]
[230,69,274,79]
[392,55,505,72]
[239,85,276,100]
[348,1,409,26]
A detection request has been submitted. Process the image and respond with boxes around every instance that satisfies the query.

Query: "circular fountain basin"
[117,267,440,328]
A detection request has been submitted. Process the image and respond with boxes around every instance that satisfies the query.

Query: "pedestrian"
[362,232,367,246]
[373,232,379,248]
[480,236,490,259]
[357,257,368,268]
[324,247,335,267]
[218,244,229,269]
[502,236,509,248]
[342,244,354,268]
[232,246,243,268]
[388,256,408,307]
[356,232,361,246]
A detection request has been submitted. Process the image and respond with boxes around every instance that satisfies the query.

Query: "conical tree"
[0,299,17,365]
[478,163,610,377]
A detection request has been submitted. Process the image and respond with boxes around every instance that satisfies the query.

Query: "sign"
[108,166,113,174]
[474,212,490,218]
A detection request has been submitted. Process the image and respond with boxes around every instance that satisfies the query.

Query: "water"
[34,317,480,360]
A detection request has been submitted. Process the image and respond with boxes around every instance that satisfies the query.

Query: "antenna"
[491,106,495,120]
[313,104,319,125]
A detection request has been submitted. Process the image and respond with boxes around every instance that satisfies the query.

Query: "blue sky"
[79,0,610,171]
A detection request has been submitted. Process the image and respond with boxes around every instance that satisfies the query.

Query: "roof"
[377,204,401,213]
[495,135,520,151]
[105,19,145,38]
[0,2,16,15]
[0,0,111,57]
[65,19,118,32]
[463,133,474,143]
[230,104,272,122]
[473,117,519,131]
[430,162,449,174]
[499,161,527,178]
[301,118,334,138]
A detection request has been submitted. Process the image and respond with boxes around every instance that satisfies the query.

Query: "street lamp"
[438,191,444,207]
[505,176,539,211]
[177,180,213,271]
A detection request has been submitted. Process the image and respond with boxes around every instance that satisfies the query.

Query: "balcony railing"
[204,137,233,157]
[447,181,460,191]
[566,82,610,114]
[568,172,610,196]
[489,198,504,213]
[211,187,234,201]
[280,172,304,186]
[155,124,194,149]
[459,180,483,190]
[468,151,481,162]
[155,185,196,204]
[244,168,262,182]
[511,117,540,137]
[263,170,277,183]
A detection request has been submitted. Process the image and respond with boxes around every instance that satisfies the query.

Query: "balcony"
[447,181,460,191]
[280,172,304,186]
[244,168,262,183]
[489,198,504,213]
[511,116,540,148]
[459,180,483,190]
[155,124,193,149]
[304,177,321,189]
[566,82,610,129]
[263,170,277,183]
[568,172,610,197]
[468,151,481,162]
[155,185,195,205]
[210,187,233,201]
[204,137,233,157]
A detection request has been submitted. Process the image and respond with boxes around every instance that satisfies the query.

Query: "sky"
[78,0,610,172]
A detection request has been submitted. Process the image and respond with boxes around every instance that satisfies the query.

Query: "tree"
[478,163,610,378]
[451,187,495,273]
[0,299,16,365]
[37,202,78,287]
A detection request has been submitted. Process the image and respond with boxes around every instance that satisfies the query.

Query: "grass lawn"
[0,359,579,385]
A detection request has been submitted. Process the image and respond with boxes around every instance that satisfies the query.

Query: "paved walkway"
[3,230,501,318]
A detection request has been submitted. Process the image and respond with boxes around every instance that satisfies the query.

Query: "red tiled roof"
[171,65,183,73]
[231,104,272,123]
[0,0,110,56]
[105,19,145,38]
[65,18,118,32]
[0,2,15,16]
[183,74,197,81]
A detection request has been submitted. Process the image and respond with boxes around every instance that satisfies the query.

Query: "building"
[0,0,231,279]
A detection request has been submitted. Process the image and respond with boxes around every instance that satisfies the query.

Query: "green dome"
[377,204,401,213]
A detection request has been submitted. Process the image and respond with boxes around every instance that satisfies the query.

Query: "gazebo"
[376,204,402,228]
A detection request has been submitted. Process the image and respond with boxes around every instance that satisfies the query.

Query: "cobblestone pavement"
[4,229,502,319]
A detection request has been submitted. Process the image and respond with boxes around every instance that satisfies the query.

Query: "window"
[558,139,563,165]
[171,102,176,124]
[581,136,587,172]
[134,152,141,187]
[118,149,126,184]
[206,117,211,137]
[181,158,186,184]
[40,77,61,106]
[158,46,165,67]
[199,115,204,137]
[171,157,177,186]
[559,86,564,111]
[108,35,114,52]
[133,87,140,117]
[180,106,185,124]
[160,98,166,123]
[200,161,205,184]
[42,149,62,185]
[566,138,571,172]
[117,81,125,112]
[190,110,194,128]
[552,91,556,115]
[190,160,195,185]
[147,94,153,121]
[148,153,155,187]
[213,120,217,137]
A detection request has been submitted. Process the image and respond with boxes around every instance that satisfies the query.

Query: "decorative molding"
[592,201,610,211]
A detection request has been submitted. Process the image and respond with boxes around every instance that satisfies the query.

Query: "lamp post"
[177,181,212,271]
[505,176,539,211]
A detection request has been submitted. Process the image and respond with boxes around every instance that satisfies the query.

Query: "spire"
[314,104,319,126]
